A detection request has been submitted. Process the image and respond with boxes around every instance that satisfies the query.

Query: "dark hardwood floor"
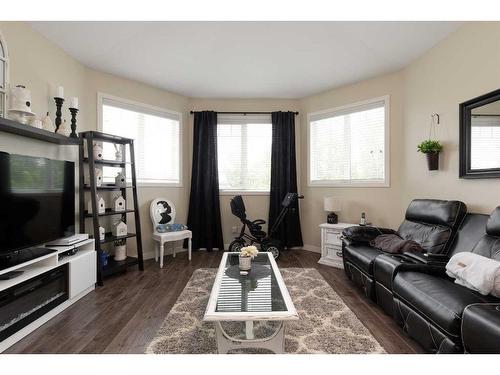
[6,249,423,354]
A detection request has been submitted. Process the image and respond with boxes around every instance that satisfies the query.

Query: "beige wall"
[402,22,500,215]
[84,69,190,258]
[189,98,301,246]
[0,21,87,232]
[2,21,500,257]
[299,72,405,248]
[0,22,191,259]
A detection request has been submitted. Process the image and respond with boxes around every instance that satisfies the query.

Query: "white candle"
[56,86,64,99]
[69,97,79,109]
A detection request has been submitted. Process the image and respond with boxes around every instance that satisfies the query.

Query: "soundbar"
[45,234,89,247]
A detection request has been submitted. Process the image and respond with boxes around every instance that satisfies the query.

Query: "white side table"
[318,223,357,269]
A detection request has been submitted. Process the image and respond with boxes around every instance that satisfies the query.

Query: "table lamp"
[324,196,342,224]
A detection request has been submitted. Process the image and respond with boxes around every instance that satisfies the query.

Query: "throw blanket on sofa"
[446,252,500,297]
[370,234,424,254]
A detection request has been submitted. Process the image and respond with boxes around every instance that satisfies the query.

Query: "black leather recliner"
[462,303,500,353]
[342,199,467,300]
[392,208,500,353]
[373,212,486,316]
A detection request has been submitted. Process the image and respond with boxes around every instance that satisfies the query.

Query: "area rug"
[146,268,385,354]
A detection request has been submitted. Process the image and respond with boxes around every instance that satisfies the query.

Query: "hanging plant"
[418,114,443,171]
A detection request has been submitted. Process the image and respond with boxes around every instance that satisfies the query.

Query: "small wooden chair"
[150,198,192,268]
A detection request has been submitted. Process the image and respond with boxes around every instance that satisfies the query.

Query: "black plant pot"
[426,152,440,171]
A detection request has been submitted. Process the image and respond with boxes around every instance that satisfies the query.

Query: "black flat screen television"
[0,152,75,256]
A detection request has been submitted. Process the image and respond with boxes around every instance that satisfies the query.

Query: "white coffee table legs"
[245,321,254,339]
[214,321,285,354]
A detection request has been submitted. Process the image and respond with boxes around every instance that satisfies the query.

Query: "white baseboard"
[143,245,187,260]
[300,244,321,253]
[143,244,321,259]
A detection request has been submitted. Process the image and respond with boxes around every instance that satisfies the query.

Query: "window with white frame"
[100,96,181,185]
[309,97,389,186]
[217,114,272,192]
[470,115,500,170]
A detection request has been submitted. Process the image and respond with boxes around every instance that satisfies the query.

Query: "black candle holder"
[54,97,64,132]
[69,107,79,138]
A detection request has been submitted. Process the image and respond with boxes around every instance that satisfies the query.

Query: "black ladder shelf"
[79,131,144,285]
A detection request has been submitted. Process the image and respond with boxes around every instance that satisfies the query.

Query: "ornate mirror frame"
[459,88,500,179]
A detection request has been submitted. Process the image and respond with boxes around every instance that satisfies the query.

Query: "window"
[217,114,272,193]
[100,95,181,185]
[308,96,389,186]
[470,115,500,170]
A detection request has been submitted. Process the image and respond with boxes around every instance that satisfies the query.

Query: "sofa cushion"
[448,213,488,257]
[397,221,452,254]
[462,303,500,353]
[486,207,500,237]
[404,199,467,228]
[397,199,467,254]
[393,271,495,337]
[343,243,382,275]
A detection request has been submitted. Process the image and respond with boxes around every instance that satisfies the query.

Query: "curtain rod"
[190,111,299,115]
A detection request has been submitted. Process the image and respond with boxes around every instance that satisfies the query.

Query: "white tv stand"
[0,238,96,352]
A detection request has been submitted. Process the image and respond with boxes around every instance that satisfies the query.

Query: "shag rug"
[146,268,385,354]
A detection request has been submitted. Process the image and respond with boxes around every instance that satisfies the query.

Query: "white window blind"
[309,98,388,186]
[101,97,181,185]
[217,114,272,192]
[471,115,500,170]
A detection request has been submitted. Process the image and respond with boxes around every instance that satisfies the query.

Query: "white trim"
[307,95,390,188]
[301,244,321,253]
[97,92,183,187]
[204,252,298,322]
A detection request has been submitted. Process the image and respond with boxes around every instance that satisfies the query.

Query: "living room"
[2,1,500,373]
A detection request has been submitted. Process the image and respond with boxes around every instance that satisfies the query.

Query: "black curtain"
[185,111,224,251]
[268,111,303,248]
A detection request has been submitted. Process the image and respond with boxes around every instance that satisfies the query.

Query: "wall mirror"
[460,88,500,178]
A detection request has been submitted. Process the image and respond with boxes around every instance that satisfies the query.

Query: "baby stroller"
[228,192,304,259]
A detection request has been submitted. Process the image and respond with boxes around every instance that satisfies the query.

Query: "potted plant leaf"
[417,140,443,171]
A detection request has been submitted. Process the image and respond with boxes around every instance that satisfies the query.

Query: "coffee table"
[204,252,298,354]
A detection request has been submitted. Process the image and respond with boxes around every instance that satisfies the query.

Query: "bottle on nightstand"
[360,212,366,226]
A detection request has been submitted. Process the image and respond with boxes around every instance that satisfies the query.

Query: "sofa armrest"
[374,253,447,290]
[462,303,500,353]
[342,226,397,244]
[402,251,450,266]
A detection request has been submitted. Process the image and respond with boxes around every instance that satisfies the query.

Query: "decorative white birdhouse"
[115,172,126,187]
[93,142,103,160]
[113,194,126,212]
[114,144,123,161]
[87,195,105,214]
[95,167,103,187]
[99,226,106,241]
[113,220,127,237]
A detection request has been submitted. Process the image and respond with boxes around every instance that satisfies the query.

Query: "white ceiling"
[30,22,462,99]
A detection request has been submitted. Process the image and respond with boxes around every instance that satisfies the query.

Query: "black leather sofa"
[342,200,500,353]
[342,199,467,301]
[462,303,500,353]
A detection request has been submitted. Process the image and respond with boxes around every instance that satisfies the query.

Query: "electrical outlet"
[231,226,238,234]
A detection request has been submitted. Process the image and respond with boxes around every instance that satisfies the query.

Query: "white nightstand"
[318,223,357,268]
